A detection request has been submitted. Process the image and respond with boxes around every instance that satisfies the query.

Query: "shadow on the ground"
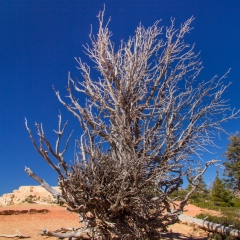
[160,232,209,239]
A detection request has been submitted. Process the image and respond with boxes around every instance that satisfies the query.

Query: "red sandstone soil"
[0,203,79,240]
[0,202,219,239]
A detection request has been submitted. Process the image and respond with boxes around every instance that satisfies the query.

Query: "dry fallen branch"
[41,228,92,239]
[0,233,31,238]
[25,8,239,239]
[179,214,240,238]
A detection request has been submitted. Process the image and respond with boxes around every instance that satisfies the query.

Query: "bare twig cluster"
[25,9,239,239]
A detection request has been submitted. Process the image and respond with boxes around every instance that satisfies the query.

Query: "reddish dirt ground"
[0,202,219,239]
[0,203,79,240]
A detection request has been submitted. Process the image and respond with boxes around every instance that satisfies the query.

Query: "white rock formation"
[0,186,60,206]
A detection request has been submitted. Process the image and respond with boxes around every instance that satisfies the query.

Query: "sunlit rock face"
[0,186,60,206]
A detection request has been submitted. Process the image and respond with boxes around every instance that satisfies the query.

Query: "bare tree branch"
[24,167,65,203]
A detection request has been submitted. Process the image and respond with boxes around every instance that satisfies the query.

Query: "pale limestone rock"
[0,186,60,206]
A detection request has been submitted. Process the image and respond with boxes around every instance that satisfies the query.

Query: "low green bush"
[211,232,237,240]
[24,195,34,203]
[190,200,215,209]
[170,188,188,201]
[233,198,240,208]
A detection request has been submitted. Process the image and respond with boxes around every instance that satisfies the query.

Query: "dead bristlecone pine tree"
[25,9,239,240]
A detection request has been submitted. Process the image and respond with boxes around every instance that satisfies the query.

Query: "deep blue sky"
[0,1,240,195]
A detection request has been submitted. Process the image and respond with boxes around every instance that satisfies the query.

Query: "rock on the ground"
[0,186,60,206]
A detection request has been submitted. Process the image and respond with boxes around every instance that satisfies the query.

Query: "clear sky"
[0,0,240,196]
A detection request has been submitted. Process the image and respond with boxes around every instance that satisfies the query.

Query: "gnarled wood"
[25,8,239,239]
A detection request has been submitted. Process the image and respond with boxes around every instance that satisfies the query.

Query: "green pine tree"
[223,133,240,194]
[211,171,233,206]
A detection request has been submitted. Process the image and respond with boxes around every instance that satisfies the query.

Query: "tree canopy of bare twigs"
[25,10,239,240]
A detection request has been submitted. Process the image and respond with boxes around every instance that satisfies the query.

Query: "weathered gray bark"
[41,228,92,239]
[0,234,30,238]
[25,167,65,204]
[179,214,240,238]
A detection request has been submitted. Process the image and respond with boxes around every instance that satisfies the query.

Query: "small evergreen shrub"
[233,198,240,207]
[24,195,34,203]
[211,232,237,240]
